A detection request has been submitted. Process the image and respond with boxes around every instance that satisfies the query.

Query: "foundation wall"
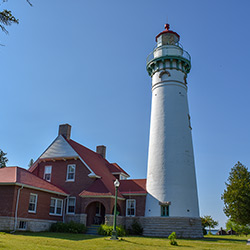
[65,214,87,225]
[0,216,57,232]
[105,215,203,238]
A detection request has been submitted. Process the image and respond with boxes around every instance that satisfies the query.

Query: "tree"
[0,9,19,34]
[28,158,34,168]
[226,219,250,236]
[0,149,8,168]
[221,162,250,226]
[0,0,32,34]
[201,215,218,234]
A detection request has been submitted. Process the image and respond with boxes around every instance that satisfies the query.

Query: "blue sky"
[1,0,250,229]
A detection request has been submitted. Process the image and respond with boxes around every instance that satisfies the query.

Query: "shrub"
[50,221,87,234]
[98,224,126,236]
[168,232,178,246]
[116,225,126,237]
[128,219,143,235]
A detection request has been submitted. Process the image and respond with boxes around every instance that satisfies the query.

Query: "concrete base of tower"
[142,217,203,238]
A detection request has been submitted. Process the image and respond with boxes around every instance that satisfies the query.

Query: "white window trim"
[66,164,76,182]
[120,173,127,180]
[28,193,38,213]
[126,199,136,217]
[49,198,63,216]
[44,166,52,182]
[67,197,76,215]
[18,221,27,230]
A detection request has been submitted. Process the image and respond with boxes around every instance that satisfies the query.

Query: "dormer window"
[66,164,75,181]
[44,166,52,182]
[120,174,127,180]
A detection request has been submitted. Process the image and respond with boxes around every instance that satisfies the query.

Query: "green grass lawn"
[0,232,249,250]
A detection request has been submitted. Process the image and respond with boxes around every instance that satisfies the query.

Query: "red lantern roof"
[155,23,180,42]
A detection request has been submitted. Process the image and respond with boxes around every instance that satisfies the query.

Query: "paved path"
[247,239,250,245]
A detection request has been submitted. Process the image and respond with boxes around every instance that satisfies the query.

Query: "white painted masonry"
[145,25,200,219]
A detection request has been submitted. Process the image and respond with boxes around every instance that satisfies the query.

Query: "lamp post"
[111,179,120,240]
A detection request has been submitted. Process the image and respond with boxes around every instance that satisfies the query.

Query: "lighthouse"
[145,24,200,222]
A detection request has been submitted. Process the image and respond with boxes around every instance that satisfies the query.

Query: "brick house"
[0,167,68,231]
[0,124,146,231]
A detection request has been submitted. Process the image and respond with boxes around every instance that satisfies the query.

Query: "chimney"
[96,145,106,159]
[58,124,71,140]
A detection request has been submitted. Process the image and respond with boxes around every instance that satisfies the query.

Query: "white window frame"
[126,199,136,217]
[49,198,63,216]
[120,174,127,180]
[44,166,52,182]
[67,197,76,214]
[18,221,27,230]
[28,193,37,213]
[66,164,76,182]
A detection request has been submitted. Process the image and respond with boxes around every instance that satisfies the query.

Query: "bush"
[168,232,178,246]
[98,224,126,236]
[128,219,143,235]
[50,221,87,234]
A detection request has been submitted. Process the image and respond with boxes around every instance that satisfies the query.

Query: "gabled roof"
[68,139,124,198]
[40,135,78,159]
[79,179,112,197]
[119,179,147,195]
[28,132,133,199]
[29,135,95,176]
[108,163,130,177]
[0,167,68,196]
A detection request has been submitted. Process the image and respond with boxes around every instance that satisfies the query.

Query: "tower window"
[66,164,76,181]
[188,114,192,130]
[161,205,169,217]
[44,166,52,182]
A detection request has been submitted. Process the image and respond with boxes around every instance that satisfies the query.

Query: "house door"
[86,202,106,226]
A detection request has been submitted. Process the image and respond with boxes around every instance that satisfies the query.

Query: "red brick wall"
[17,187,66,221]
[122,195,146,216]
[0,185,17,217]
[33,159,95,213]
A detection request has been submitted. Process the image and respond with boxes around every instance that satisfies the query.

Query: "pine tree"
[0,149,8,168]
[0,0,32,35]
[28,158,34,168]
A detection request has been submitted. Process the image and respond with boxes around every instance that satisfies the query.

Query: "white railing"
[146,44,191,64]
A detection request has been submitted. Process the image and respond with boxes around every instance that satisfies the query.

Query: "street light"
[111,179,120,240]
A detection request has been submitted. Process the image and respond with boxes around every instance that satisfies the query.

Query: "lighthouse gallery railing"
[146,44,191,65]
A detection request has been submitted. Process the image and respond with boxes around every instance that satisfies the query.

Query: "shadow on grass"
[202,237,247,243]
[11,231,104,241]
[120,238,193,248]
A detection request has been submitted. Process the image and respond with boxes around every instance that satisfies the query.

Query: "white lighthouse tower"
[144,24,201,236]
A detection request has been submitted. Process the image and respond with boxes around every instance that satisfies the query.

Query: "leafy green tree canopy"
[221,162,250,226]
[226,219,250,236]
[0,149,8,168]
